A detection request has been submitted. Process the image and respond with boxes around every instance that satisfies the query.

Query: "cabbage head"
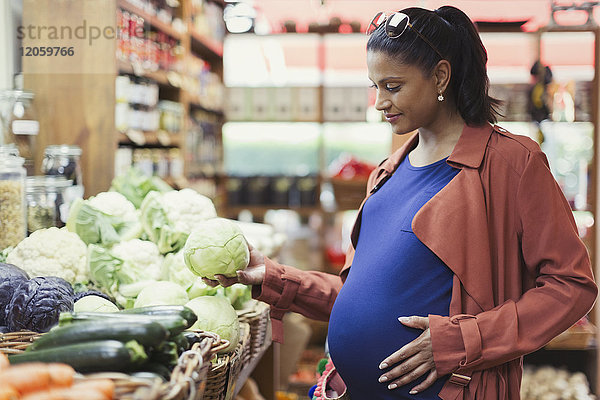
[134,281,189,308]
[185,296,240,353]
[141,189,217,254]
[67,192,142,246]
[162,251,218,299]
[74,295,119,312]
[183,218,250,280]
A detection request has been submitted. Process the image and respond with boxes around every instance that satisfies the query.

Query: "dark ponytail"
[366,6,502,125]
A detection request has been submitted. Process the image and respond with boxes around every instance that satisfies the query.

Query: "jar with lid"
[41,145,84,219]
[5,90,39,175]
[0,148,26,249]
[25,176,72,233]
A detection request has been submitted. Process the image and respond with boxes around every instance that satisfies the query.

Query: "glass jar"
[25,176,72,233]
[0,150,26,249]
[6,90,39,175]
[41,145,84,220]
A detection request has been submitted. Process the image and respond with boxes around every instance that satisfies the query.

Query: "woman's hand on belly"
[378,316,438,395]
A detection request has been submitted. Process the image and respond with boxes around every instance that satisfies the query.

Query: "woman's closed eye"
[384,82,402,91]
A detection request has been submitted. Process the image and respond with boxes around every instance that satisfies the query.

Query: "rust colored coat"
[254,123,597,399]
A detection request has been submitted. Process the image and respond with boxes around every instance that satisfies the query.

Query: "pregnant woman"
[206,5,597,399]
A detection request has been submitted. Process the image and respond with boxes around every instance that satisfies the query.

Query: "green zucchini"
[58,312,190,336]
[149,341,179,368]
[9,340,147,372]
[120,305,197,326]
[28,320,167,351]
[169,332,190,354]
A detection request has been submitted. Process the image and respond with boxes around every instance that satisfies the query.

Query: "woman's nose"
[374,91,391,111]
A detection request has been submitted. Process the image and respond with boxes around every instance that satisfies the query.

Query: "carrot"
[0,363,51,394]
[21,387,109,400]
[0,384,19,400]
[0,355,9,371]
[70,379,114,399]
[0,363,75,394]
[45,364,75,387]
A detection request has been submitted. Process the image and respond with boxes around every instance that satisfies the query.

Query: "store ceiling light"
[224,2,257,33]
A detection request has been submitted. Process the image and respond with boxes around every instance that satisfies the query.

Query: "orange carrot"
[45,364,75,387]
[70,379,114,399]
[0,384,19,400]
[0,363,75,394]
[0,355,9,371]
[21,384,111,400]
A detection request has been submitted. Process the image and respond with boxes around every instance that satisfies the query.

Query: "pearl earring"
[437,93,444,102]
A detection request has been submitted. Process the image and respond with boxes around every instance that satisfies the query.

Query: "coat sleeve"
[429,150,597,375]
[252,256,344,342]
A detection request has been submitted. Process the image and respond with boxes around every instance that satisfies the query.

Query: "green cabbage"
[133,281,189,308]
[74,295,119,312]
[110,167,173,208]
[141,189,217,254]
[183,218,250,280]
[185,296,240,353]
[223,283,252,310]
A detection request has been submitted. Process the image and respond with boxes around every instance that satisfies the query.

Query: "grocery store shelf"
[190,28,224,60]
[186,93,224,115]
[118,0,183,40]
[118,59,180,87]
[118,130,183,147]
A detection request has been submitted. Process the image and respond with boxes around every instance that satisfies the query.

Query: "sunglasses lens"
[366,12,386,35]
[385,13,409,38]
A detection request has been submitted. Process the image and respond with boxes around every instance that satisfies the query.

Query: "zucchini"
[149,341,179,368]
[9,340,147,372]
[121,305,197,326]
[28,320,167,351]
[169,332,190,354]
[58,312,190,336]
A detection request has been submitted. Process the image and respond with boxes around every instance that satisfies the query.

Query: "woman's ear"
[434,59,451,93]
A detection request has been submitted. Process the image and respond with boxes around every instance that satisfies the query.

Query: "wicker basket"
[330,178,368,211]
[237,301,270,359]
[0,331,42,354]
[0,330,221,400]
[204,322,251,400]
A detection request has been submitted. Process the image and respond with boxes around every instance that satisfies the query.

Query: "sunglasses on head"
[366,11,444,60]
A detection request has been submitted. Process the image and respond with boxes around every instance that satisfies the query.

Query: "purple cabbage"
[0,263,29,325]
[6,276,74,332]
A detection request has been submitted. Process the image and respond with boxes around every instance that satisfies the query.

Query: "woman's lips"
[385,113,401,123]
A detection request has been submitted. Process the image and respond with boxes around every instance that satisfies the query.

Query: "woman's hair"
[366,6,502,125]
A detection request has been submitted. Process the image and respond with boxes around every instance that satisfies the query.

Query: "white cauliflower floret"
[89,192,138,221]
[161,188,217,233]
[7,227,87,284]
[111,239,163,281]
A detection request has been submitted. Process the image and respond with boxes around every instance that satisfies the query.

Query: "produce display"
[0,167,278,399]
[521,366,594,400]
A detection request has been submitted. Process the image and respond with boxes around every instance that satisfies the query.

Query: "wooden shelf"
[118,59,181,87]
[185,92,224,115]
[118,130,183,147]
[190,28,224,60]
[118,0,183,40]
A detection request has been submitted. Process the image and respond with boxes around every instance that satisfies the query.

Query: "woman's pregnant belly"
[327,233,453,399]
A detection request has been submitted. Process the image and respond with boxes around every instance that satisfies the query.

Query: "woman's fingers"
[409,369,439,395]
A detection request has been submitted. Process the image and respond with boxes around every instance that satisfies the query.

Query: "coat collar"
[378,123,494,175]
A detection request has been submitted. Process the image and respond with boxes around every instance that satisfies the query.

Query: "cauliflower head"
[162,189,217,233]
[88,191,139,221]
[7,227,88,284]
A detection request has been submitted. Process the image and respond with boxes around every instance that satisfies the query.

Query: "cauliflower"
[88,192,139,221]
[7,227,88,284]
[67,192,142,246]
[140,188,217,254]
[88,239,164,308]
[162,189,217,233]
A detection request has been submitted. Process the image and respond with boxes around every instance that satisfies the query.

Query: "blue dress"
[328,156,460,399]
